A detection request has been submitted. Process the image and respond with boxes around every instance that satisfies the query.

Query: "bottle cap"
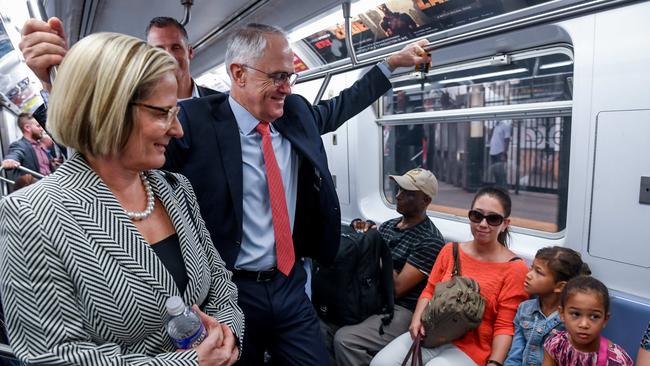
[166,296,186,316]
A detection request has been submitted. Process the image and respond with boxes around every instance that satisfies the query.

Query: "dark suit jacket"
[164,66,392,269]
[4,137,43,179]
[197,83,220,97]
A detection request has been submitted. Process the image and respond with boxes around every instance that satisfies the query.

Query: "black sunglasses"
[468,210,505,226]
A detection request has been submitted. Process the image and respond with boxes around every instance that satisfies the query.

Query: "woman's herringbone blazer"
[0,154,244,365]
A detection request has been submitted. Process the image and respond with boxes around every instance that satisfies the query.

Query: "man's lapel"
[209,100,244,228]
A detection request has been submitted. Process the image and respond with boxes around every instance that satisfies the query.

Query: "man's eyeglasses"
[243,64,298,87]
[131,102,179,129]
[468,210,505,226]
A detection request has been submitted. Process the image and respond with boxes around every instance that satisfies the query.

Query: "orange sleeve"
[493,262,529,336]
[419,242,452,300]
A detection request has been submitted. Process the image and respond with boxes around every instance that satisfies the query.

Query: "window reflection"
[383,117,570,232]
[383,53,573,115]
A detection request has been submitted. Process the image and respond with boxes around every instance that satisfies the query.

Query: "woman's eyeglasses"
[131,102,179,129]
[468,210,505,226]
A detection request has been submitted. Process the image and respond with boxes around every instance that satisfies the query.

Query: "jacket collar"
[55,154,209,304]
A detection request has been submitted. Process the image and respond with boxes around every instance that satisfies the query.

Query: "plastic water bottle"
[165,296,208,350]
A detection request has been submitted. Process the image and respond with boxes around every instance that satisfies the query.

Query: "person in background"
[489,120,511,190]
[39,133,64,170]
[0,32,243,365]
[505,246,591,366]
[638,322,650,366]
[332,168,445,366]
[1,113,51,180]
[542,276,633,366]
[371,186,528,366]
[145,16,219,99]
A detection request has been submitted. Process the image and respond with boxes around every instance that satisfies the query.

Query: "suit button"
[235,241,241,246]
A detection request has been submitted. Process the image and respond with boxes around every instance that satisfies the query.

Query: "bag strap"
[452,242,461,277]
[376,231,395,334]
[401,333,423,366]
[596,336,609,366]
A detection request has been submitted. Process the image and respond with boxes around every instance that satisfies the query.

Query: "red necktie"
[255,121,295,276]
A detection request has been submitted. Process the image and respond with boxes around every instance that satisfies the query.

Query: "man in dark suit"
[1,113,51,180]
[164,24,430,365]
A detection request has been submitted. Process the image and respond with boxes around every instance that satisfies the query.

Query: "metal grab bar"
[179,0,193,27]
[341,0,358,66]
[0,166,45,180]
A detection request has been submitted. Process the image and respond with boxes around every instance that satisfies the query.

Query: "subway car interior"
[0,0,649,364]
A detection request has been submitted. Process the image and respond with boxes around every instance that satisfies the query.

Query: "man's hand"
[386,39,431,70]
[19,17,68,91]
[1,159,20,170]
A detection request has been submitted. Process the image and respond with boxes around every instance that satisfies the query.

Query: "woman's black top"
[151,233,189,295]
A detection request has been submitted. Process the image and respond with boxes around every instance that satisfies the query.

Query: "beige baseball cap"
[389,168,438,199]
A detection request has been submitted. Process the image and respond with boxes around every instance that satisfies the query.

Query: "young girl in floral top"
[542,276,633,366]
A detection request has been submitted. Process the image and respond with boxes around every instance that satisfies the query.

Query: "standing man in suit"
[18,20,430,365]
[164,24,430,365]
[1,113,51,180]
[145,17,219,99]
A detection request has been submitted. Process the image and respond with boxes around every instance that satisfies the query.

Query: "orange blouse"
[419,243,529,366]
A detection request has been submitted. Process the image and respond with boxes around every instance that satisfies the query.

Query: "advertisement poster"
[0,20,41,113]
[293,52,309,72]
[303,0,552,64]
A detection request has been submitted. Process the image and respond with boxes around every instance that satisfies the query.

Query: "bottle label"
[172,323,208,350]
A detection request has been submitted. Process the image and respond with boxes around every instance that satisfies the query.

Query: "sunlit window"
[380,48,572,234]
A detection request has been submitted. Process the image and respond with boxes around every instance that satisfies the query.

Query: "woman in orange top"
[371,187,528,366]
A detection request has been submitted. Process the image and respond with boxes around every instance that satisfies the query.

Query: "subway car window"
[381,49,572,234]
[292,78,326,104]
[382,51,573,115]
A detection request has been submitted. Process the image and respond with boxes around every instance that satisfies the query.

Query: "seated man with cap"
[332,168,446,366]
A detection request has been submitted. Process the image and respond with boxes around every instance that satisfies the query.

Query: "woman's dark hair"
[471,186,512,246]
[560,275,610,314]
[535,246,591,283]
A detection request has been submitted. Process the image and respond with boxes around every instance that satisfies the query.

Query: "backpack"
[312,224,394,328]
[420,242,485,348]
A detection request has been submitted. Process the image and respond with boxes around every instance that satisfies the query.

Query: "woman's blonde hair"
[48,32,177,157]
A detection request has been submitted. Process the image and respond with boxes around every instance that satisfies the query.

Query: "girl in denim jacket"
[504,246,590,366]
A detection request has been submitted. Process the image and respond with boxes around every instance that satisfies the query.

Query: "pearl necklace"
[125,172,155,221]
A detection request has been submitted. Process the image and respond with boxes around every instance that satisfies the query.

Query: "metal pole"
[341,0,358,66]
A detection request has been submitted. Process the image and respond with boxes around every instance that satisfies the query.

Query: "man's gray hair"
[224,23,288,77]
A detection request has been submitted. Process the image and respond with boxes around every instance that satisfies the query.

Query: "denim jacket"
[504,298,564,366]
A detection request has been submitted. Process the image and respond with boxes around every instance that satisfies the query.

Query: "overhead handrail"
[341,0,358,66]
[298,0,639,82]
[193,0,270,52]
[179,0,194,27]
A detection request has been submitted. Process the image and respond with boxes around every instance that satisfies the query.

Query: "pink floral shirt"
[544,331,633,366]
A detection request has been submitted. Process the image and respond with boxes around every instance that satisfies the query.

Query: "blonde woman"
[0,32,243,365]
